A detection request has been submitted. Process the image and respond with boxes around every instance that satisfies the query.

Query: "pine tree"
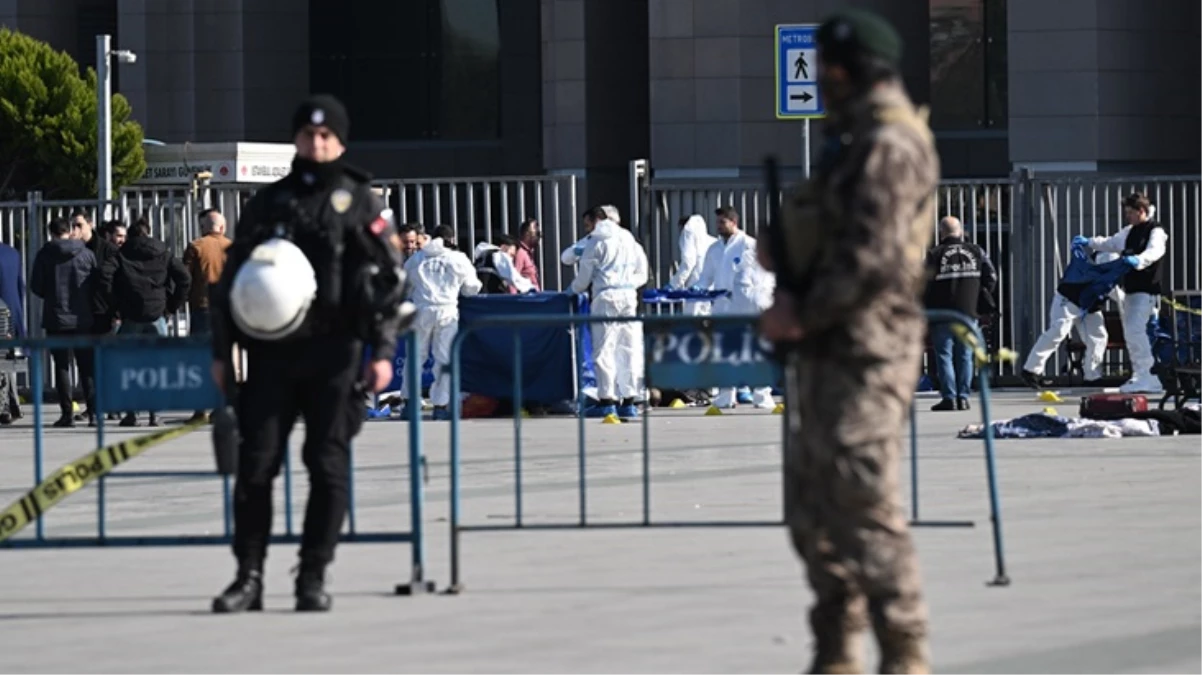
[0,27,146,200]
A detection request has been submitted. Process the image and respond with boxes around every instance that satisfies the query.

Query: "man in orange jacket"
[184,207,232,422]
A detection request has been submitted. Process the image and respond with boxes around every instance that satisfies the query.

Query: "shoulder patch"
[369,208,395,236]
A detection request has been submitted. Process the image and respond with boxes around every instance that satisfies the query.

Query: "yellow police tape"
[0,417,209,544]
[949,324,1019,369]
[1167,298,1202,317]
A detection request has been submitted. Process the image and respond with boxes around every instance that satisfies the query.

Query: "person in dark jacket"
[71,212,124,424]
[30,217,97,427]
[76,213,123,334]
[0,240,24,341]
[923,216,997,411]
[108,216,191,426]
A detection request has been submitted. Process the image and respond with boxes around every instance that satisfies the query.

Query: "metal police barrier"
[443,310,1009,593]
[0,332,434,595]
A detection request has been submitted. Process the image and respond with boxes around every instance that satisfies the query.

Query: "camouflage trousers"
[783,342,927,646]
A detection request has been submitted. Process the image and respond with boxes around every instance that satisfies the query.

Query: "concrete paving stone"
[0,389,1197,673]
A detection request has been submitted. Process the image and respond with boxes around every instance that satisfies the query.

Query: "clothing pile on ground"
[959,403,1199,439]
[959,413,1158,438]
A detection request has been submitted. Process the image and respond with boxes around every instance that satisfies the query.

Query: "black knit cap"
[816,8,903,70]
[291,94,350,143]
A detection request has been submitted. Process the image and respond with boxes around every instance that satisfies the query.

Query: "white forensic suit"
[402,238,483,409]
[1087,218,1169,394]
[708,230,777,409]
[561,236,593,268]
[1023,252,1121,383]
[561,206,623,267]
[473,243,533,293]
[570,219,650,406]
[669,214,719,316]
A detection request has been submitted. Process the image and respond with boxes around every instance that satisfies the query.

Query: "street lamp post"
[96,34,136,215]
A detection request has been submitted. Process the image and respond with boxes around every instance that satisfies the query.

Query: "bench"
[1065,310,1127,383]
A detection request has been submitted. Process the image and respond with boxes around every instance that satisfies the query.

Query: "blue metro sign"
[775,23,826,120]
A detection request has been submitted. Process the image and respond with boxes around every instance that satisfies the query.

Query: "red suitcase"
[1079,393,1149,420]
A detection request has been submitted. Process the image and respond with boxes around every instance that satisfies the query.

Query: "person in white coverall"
[669,214,718,316]
[401,234,482,420]
[1079,193,1168,394]
[1021,249,1122,387]
[560,204,623,267]
[570,206,649,419]
[705,207,776,409]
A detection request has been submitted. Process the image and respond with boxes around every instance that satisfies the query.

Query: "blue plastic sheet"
[642,288,728,303]
[458,292,589,403]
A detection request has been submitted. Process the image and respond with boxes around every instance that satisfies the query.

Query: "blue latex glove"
[572,245,584,257]
[1071,235,1090,248]
[1122,255,1140,268]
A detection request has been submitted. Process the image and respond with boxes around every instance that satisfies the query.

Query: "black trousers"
[46,328,95,418]
[232,337,365,569]
[83,315,113,415]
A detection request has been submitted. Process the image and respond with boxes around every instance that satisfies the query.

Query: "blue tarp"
[642,288,727,303]
[458,292,588,403]
[383,293,593,402]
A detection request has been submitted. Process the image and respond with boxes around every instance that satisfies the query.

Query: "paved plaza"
[0,390,1198,673]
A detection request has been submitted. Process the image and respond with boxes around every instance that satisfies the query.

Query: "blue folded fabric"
[959,413,1071,439]
[642,288,729,302]
[1061,243,1131,317]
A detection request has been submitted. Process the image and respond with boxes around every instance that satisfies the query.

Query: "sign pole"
[776,23,824,180]
[802,118,811,179]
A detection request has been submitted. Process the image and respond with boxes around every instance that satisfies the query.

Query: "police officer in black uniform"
[208,94,410,613]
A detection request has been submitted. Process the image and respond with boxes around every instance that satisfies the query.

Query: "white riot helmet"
[229,238,318,341]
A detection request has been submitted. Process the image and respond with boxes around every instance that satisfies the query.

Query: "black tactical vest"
[474,248,509,294]
[1121,221,1166,295]
[252,177,363,339]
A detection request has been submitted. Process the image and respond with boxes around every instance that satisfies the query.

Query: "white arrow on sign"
[785,84,819,113]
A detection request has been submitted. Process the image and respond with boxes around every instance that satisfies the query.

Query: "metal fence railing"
[1,174,578,395]
[630,162,1201,382]
[3,167,1198,391]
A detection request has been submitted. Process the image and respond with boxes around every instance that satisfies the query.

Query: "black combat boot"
[294,562,332,612]
[211,568,264,613]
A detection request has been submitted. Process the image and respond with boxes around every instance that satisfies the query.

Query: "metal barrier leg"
[283,439,294,536]
[346,441,356,536]
[977,368,1011,587]
[398,331,435,595]
[446,337,464,594]
[222,474,233,538]
[31,348,45,541]
[576,327,587,527]
[909,399,918,522]
[641,380,651,527]
[513,333,523,528]
[95,346,107,541]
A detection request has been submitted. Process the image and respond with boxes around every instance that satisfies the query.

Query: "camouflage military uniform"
[781,82,939,673]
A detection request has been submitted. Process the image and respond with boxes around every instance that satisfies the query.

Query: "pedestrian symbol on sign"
[794,52,808,81]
